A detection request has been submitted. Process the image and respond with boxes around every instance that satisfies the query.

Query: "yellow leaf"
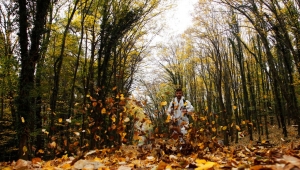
[58,118,62,123]
[212,121,215,125]
[112,86,117,91]
[101,108,106,114]
[161,101,167,106]
[233,105,237,110]
[120,94,125,100]
[38,149,44,154]
[165,114,171,123]
[21,117,25,123]
[212,127,216,132]
[236,125,241,131]
[222,126,227,130]
[2,167,12,170]
[23,146,27,153]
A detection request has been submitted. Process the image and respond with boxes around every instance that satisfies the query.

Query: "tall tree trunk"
[17,0,51,160]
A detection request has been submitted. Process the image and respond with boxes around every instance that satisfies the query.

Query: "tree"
[16,0,51,160]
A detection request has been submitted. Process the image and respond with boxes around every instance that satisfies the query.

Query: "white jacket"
[167,97,194,134]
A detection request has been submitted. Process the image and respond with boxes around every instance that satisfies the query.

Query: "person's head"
[175,88,183,99]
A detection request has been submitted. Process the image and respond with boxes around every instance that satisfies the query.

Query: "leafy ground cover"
[1,125,300,170]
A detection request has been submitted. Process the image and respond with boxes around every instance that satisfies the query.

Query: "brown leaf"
[31,157,42,164]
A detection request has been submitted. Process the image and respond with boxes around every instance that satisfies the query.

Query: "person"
[167,88,194,136]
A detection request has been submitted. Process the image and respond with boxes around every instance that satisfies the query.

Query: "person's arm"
[185,100,194,113]
[167,98,174,115]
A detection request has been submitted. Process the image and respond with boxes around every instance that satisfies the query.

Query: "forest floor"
[1,125,300,170]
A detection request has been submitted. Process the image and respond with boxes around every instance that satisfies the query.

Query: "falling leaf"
[92,102,97,107]
[94,135,100,141]
[101,108,106,114]
[23,146,27,153]
[233,105,237,110]
[38,149,44,154]
[222,126,227,130]
[66,117,72,123]
[123,107,127,112]
[111,124,116,130]
[112,86,117,91]
[165,114,171,123]
[21,117,25,123]
[161,101,167,106]
[58,118,62,123]
[124,117,130,123]
[236,125,241,131]
[50,141,56,148]
[120,94,125,100]
[74,132,80,136]
[111,116,116,122]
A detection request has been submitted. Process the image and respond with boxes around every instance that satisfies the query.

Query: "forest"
[1,0,300,169]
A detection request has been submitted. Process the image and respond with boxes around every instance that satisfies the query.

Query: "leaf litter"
[1,132,300,170]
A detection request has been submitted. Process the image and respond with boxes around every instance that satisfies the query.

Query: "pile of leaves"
[1,136,300,170]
